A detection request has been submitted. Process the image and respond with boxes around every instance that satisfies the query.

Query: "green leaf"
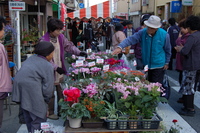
[142,95,153,102]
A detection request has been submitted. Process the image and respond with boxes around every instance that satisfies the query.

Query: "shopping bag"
[162,74,171,100]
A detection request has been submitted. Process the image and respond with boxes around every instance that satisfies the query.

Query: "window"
[132,0,139,4]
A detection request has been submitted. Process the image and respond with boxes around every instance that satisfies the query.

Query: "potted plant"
[118,113,128,130]
[104,101,119,129]
[2,24,17,45]
[127,105,140,129]
[59,86,91,128]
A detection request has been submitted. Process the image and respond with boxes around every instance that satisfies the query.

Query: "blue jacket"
[118,28,171,69]
[167,25,180,47]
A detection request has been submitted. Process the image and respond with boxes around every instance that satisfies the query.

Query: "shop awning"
[67,1,111,19]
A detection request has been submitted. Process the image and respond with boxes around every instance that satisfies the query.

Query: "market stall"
[58,52,166,132]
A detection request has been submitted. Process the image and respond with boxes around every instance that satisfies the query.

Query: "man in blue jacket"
[112,15,171,84]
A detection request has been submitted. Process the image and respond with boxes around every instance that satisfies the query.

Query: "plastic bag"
[162,74,171,100]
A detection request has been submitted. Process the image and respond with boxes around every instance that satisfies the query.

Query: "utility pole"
[127,0,130,20]
[87,0,89,8]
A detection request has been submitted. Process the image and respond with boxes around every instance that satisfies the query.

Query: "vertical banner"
[60,3,67,30]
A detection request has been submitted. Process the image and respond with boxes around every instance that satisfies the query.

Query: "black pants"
[183,94,194,109]
[23,109,46,133]
[148,68,164,84]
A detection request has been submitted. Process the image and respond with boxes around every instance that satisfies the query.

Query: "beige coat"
[112,31,126,50]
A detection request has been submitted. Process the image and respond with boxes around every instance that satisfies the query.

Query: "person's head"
[178,19,188,35]
[0,16,6,39]
[34,41,55,61]
[126,21,133,29]
[115,23,124,32]
[47,18,64,37]
[168,18,176,26]
[141,14,151,26]
[185,15,200,33]
[144,15,161,36]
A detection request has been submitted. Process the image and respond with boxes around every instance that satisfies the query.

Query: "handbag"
[162,72,171,100]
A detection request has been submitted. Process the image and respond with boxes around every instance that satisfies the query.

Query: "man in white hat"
[112,15,171,84]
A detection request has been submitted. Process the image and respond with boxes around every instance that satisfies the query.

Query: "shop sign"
[170,1,182,13]
[9,1,25,11]
[182,0,193,6]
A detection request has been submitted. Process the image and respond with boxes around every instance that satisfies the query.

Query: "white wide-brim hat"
[144,15,162,28]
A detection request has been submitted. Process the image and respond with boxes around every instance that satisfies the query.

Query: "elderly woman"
[40,18,87,120]
[175,15,200,116]
[12,41,55,132]
[0,16,12,130]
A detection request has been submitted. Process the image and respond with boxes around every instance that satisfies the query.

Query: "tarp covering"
[67,1,111,19]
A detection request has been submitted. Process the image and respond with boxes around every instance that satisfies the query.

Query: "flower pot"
[118,120,127,129]
[142,120,151,129]
[68,116,82,128]
[128,120,138,129]
[105,119,117,129]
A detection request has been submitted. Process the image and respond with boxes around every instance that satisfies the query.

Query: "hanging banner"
[60,3,67,30]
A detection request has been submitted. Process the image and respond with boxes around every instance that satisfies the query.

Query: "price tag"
[78,56,85,61]
[41,122,50,129]
[106,49,109,53]
[88,61,96,67]
[86,49,92,53]
[75,60,84,67]
[96,58,104,64]
[130,49,134,54]
[103,65,109,71]
[133,60,137,66]
[144,65,148,72]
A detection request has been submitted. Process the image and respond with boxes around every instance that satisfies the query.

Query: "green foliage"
[105,101,120,119]
[21,25,39,43]
[59,99,91,119]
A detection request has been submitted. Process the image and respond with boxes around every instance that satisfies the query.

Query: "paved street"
[1,69,200,133]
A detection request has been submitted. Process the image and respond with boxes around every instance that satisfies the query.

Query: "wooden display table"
[65,127,162,133]
[65,120,162,133]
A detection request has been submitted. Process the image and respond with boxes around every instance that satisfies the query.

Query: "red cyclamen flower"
[172,119,178,123]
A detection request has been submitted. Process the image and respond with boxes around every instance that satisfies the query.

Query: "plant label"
[103,65,109,71]
[88,61,95,67]
[96,58,104,64]
[76,60,84,67]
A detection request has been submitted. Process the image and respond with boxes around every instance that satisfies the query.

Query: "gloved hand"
[79,51,88,58]
[56,67,66,75]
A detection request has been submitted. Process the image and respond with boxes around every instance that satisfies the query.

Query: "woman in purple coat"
[175,19,190,103]
[0,16,12,129]
[40,18,87,120]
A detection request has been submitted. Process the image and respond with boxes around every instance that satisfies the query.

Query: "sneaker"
[48,114,59,120]
[179,109,195,117]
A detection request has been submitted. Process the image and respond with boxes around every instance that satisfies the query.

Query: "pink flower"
[82,83,98,98]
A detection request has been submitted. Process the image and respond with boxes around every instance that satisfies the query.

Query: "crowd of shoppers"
[1,13,200,132]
